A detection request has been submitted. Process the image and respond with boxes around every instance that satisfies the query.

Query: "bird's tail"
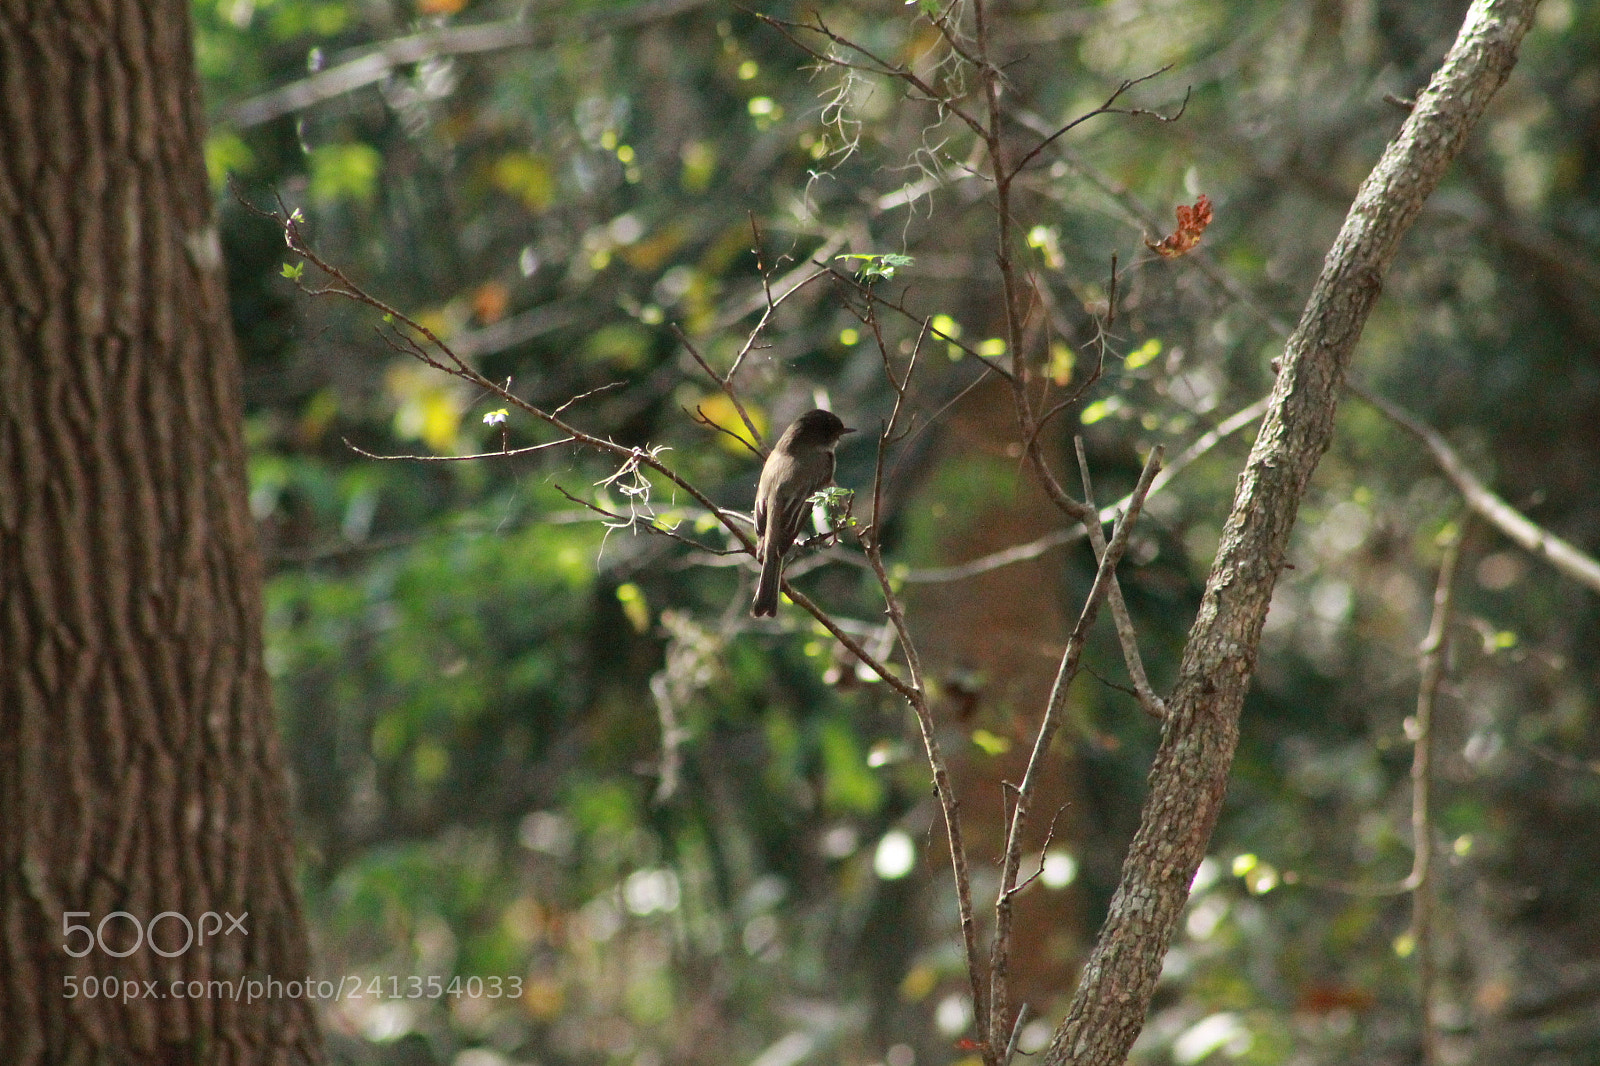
[751,549,783,617]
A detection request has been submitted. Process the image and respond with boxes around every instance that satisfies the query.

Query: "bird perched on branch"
[751,408,855,617]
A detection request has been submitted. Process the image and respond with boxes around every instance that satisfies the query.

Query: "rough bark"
[0,2,321,1063]
[1044,1,1540,1062]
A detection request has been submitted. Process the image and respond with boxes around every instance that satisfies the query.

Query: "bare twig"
[551,380,627,417]
[1350,382,1600,595]
[844,331,992,1033]
[1074,438,1165,720]
[553,485,731,555]
[1290,533,1463,1034]
[239,191,765,562]
[686,403,763,458]
[989,447,1162,1053]
[717,234,850,332]
[676,226,834,452]
[1008,72,1188,180]
[960,0,1098,544]
[821,265,1018,384]
[750,9,990,141]
[342,437,576,463]
[1523,744,1600,775]
[1002,1003,1031,1066]
[895,391,1268,585]
[221,0,712,128]
[1412,528,1461,1066]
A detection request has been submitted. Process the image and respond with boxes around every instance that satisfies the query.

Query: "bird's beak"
[842,426,858,434]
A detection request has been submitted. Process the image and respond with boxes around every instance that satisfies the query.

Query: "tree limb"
[1349,382,1600,595]
[1044,2,1539,1062]
[221,0,711,128]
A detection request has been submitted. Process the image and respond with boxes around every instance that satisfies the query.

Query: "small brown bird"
[751,409,855,617]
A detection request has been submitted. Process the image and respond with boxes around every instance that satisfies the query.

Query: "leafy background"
[197,0,1600,1063]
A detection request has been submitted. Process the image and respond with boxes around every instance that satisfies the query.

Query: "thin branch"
[864,312,927,535]
[1006,805,1068,899]
[1350,381,1600,595]
[901,528,1077,585]
[965,0,1096,545]
[675,233,834,452]
[342,436,576,462]
[221,0,712,128]
[1292,532,1461,1031]
[896,393,1269,585]
[1046,5,1538,1061]
[1011,126,1600,601]
[1523,743,1600,776]
[1008,72,1188,180]
[822,265,1018,384]
[686,404,763,458]
[717,233,850,332]
[553,485,732,555]
[1015,267,1110,455]
[989,447,1162,1053]
[238,191,766,570]
[1411,528,1461,1066]
[843,335,990,1035]
[750,10,990,141]
[779,581,918,695]
[922,1,983,71]
[862,539,992,1039]
[551,380,626,418]
[1075,437,1165,720]
[1002,1004,1031,1066]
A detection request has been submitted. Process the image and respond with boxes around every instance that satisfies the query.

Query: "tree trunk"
[1045,0,1539,1062]
[0,3,321,1063]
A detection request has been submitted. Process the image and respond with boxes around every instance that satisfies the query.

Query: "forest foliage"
[195,0,1600,1063]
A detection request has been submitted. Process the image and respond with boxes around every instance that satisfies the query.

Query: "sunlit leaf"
[308,142,382,205]
[970,728,1011,756]
[1048,341,1075,385]
[1126,337,1162,369]
[616,583,650,633]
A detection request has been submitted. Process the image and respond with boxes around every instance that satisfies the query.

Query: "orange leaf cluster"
[472,280,509,325]
[1145,194,1212,258]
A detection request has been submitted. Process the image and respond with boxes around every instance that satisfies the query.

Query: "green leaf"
[308,142,382,206]
[970,729,1011,756]
[835,252,915,281]
[1125,338,1162,369]
[616,582,650,633]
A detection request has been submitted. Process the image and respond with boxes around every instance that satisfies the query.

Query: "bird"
[750,408,855,617]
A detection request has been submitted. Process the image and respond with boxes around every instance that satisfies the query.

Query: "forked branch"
[1045,3,1539,1062]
